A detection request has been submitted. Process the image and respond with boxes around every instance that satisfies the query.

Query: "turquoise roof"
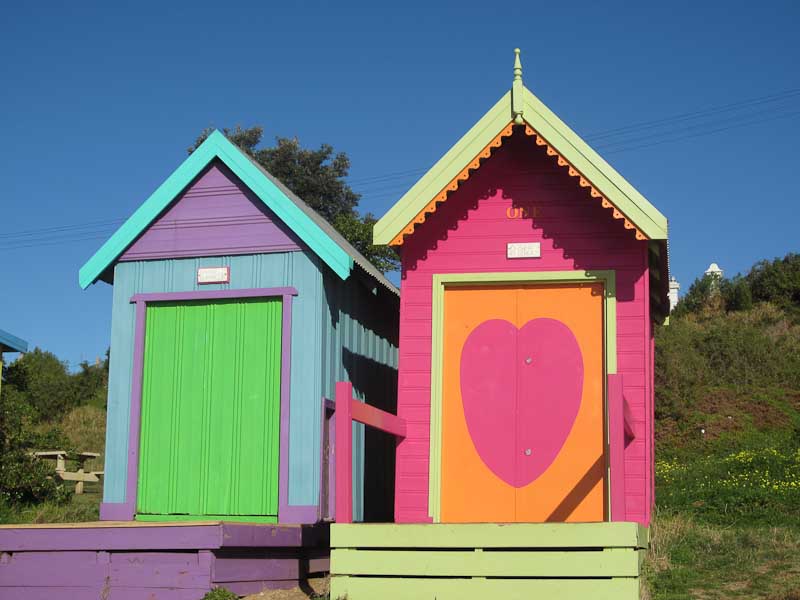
[79,131,362,289]
[0,328,28,353]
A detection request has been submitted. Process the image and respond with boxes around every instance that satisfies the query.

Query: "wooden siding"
[0,521,329,598]
[137,299,282,519]
[396,131,652,524]
[120,161,301,262]
[331,522,645,599]
[103,252,324,508]
[320,269,400,522]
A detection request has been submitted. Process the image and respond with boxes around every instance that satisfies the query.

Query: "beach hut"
[78,131,399,526]
[330,49,669,599]
[0,328,28,396]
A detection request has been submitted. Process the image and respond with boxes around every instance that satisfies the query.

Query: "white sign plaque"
[197,266,230,284]
[506,242,541,259]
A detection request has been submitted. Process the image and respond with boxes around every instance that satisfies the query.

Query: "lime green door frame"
[428,270,617,522]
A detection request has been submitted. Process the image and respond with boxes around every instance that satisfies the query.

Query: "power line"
[1,218,125,240]
[349,87,800,191]
[584,88,800,142]
[3,88,799,251]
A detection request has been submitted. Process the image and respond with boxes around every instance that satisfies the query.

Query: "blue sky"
[1,1,798,367]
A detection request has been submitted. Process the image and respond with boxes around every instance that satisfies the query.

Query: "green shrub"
[0,385,72,506]
[201,588,238,600]
[656,304,800,419]
[3,349,79,420]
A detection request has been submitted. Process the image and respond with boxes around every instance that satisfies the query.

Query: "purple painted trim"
[276,294,317,524]
[100,502,135,521]
[328,409,336,520]
[0,522,325,552]
[115,287,303,522]
[318,398,336,521]
[130,287,298,304]
[119,299,147,520]
[277,505,318,524]
[277,294,293,522]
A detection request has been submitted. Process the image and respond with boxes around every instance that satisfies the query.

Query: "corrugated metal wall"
[321,268,400,521]
[103,252,325,507]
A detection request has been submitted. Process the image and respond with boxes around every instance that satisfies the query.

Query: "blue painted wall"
[102,252,399,521]
[103,251,323,507]
[321,268,400,521]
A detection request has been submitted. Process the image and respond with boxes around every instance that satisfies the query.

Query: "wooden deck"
[330,522,648,600]
[0,520,329,599]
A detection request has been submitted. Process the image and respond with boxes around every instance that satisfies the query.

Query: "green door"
[137,298,282,522]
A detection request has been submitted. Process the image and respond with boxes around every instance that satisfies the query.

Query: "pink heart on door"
[460,318,583,488]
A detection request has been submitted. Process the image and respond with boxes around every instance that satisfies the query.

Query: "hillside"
[1,254,799,599]
[645,254,800,599]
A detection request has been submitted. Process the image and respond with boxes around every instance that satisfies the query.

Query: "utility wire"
[3,88,799,251]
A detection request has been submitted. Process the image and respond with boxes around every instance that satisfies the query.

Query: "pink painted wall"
[395,131,653,525]
[121,160,301,261]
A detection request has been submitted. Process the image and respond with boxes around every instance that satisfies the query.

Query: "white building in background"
[705,262,724,280]
[668,277,680,312]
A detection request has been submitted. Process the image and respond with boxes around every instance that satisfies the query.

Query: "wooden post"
[335,381,353,524]
[608,374,626,521]
[55,453,66,474]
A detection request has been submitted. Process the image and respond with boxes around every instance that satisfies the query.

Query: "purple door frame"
[99,287,302,523]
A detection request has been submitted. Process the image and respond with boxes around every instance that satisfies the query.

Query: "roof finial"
[512,48,524,124]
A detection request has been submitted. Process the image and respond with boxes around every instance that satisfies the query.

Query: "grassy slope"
[0,404,104,524]
[644,386,800,598]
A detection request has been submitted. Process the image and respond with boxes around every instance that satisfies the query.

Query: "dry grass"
[61,404,106,468]
[242,576,329,599]
[644,511,800,599]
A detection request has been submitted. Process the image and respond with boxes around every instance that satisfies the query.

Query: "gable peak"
[512,48,524,125]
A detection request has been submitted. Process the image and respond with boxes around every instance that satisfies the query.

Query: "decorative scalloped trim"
[389,121,649,246]
[523,124,648,241]
[389,123,516,246]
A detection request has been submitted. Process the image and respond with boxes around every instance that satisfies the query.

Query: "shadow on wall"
[323,266,400,337]
[400,130,645,303]
[343,348,398,523]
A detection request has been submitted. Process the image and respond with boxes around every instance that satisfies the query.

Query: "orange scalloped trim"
[388,123,516,245]
[522,125,649,241]
[389,122,649,245]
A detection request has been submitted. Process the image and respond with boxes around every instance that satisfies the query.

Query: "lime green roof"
[374,52,668,245]
[79,130,356,289]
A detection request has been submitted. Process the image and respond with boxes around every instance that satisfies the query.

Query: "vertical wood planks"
[137,298,282,519]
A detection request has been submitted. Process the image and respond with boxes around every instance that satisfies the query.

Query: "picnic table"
[33,451,104,494]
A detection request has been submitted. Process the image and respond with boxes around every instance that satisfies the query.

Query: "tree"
[746,253,800,314]
[0,374,71,505]
[672,274,718,319]
[721,276,753,312]
[72,349,109,410]
[3,349,78,420]
[190,126,399,273]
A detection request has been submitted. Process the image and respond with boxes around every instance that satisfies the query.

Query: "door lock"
[524,448,532,456]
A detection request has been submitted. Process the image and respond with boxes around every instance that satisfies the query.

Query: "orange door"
[440,283,606,523]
